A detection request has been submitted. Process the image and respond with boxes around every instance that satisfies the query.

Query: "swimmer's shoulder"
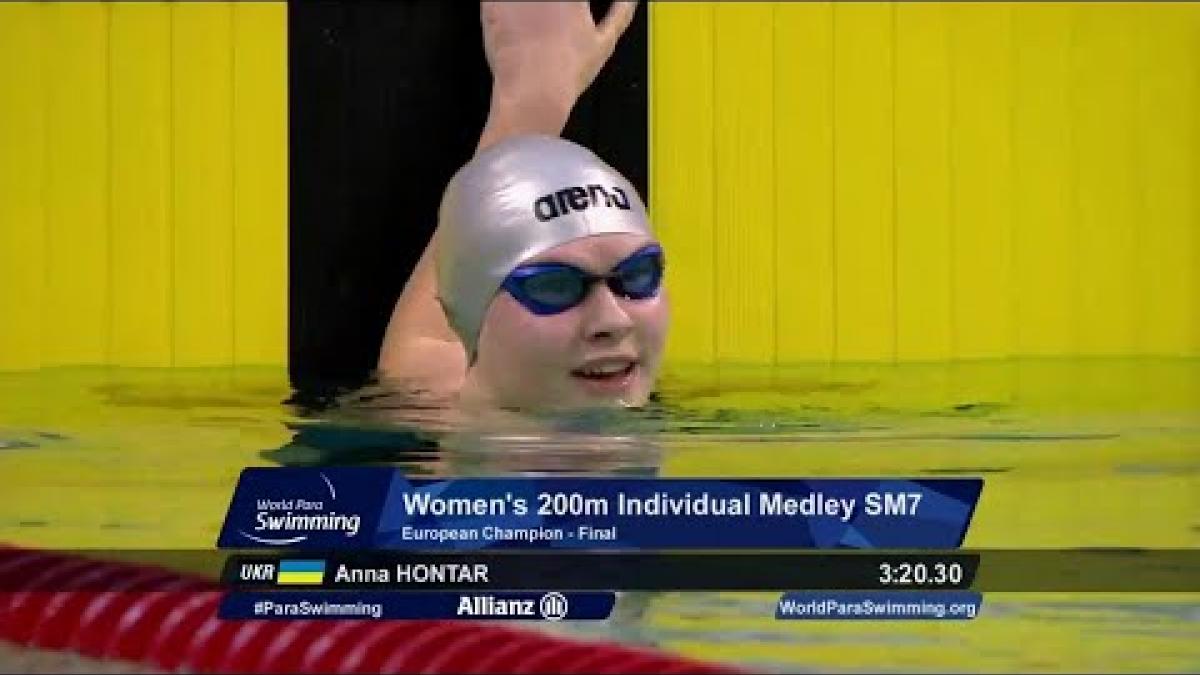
[376,335,468,400]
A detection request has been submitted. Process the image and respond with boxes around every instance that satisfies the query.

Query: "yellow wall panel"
[947,3,1015,359]
[110,3,172,366]
[895,2,952,361]
[774,2,835,363]
[1135,4,1199,356]
[832,3,895,362]
[1073,4,1140,356]
[714,3,776,363]
[0,1,286,372]
[171,3,235,366]
[43,3,110,365]
[232,2,287,365]
[651,2,717,365]
[0,4,47,371]
[1012,3,1077,356]
[653,2,1198,365]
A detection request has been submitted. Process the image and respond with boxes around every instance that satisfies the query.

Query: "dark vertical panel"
[566,1,649,204]
[289,1,648,391]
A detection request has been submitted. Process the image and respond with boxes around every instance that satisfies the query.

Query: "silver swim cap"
[436,135,652,359]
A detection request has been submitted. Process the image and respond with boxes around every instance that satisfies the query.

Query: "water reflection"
[265,377,667,476]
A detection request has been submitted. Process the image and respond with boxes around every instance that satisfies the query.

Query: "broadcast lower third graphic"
[776,592,983,621]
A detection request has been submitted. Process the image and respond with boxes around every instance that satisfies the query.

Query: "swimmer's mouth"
[571,359,638,381]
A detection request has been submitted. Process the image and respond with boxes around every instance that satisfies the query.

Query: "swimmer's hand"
[479,1,638,147]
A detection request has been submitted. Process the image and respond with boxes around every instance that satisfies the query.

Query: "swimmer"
[378,1,667,412]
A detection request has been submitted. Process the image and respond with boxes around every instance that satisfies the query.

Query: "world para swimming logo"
[236,471,363,546]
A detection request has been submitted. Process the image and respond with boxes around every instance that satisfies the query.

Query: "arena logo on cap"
[532,184,632,222]
[236,471,362,545]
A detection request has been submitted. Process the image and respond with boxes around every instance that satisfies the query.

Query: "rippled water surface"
[1,359,1197,672]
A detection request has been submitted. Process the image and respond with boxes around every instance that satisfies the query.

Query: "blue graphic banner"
[776,591,983,620]
[219,591,614,621]
[217,469,982,550]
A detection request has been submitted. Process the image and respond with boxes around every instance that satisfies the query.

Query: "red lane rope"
[0,546,736,674]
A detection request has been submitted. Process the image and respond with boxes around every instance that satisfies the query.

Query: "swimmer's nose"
[579,283,635,342]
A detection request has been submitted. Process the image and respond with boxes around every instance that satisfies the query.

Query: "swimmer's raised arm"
[476,0,638,152]
[378,1,638,392]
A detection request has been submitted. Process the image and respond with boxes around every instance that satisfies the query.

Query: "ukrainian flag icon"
[276,559,326,585]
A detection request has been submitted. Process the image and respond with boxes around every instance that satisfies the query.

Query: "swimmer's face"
[463,233,669,410]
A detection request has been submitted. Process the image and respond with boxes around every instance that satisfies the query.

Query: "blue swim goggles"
[501,244,665,316]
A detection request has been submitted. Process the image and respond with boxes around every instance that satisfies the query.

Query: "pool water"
[1,359,1197,672]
